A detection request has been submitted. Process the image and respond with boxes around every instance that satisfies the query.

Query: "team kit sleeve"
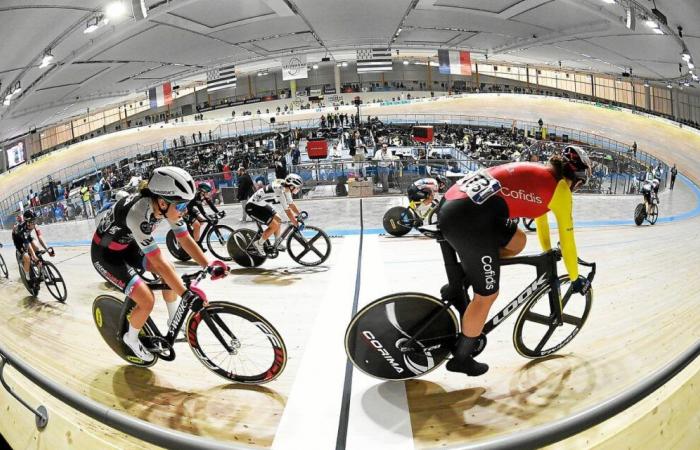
[276,185,291,210]
[125,204,161,257]
[169,217,189,239]
[547,180,579,280]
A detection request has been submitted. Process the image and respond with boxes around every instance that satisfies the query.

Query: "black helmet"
[562,146,592,185]
[23,210,36,221]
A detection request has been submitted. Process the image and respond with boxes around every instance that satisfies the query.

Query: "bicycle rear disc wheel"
[187,302,286,384]
[286,226,331,266]
[513,276,593,358]
[345,293,458,381]
[207,224,234,261]
[227,229,266,267]
[0,254,7,278]
[634,204,645,226]
[42,261,67,302]
[648,204,658,225]
[166,230,191,261]
[382,207,415,237]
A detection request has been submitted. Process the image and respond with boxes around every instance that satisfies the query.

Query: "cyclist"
[640,178,660,215]
[184,182,225,244]
[12,210,54,281]
[407,176,447,217]
[438,146,592,376]
[91,166,227,362]
[245,174,304,255]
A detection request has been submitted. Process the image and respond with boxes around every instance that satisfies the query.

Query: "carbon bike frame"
[248,221,298,252]
[116,272,238,354]
[402,235,565,350]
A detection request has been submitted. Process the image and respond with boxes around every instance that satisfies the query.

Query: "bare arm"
[146,252,187,296]
[177,233,209,267]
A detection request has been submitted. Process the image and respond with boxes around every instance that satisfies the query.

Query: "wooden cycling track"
[0,95,698,449]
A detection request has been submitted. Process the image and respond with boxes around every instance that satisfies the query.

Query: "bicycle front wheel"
[382,207,415,237]
[648,204,659,225]
[513,276,593,358]
[634,204,645,226]
[0,254,7,278]
[286,226,331,266]
[42,261,67,302]
[187,302,286,384]
[345,293,458,381]
[206,224,234,261]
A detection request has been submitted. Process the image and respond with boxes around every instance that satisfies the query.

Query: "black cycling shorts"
[437,196,517,296]
[407,185,429,202]
[91,240,147,296]
[245,203,276,225]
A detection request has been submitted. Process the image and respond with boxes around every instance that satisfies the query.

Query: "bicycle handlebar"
[181,265,229,286]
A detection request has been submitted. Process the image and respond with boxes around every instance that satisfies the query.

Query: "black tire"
[0,254,8,278]
[382,206,416,237]
[186,301,286,384]
[513,276,593,358]
[634,203,645,226]
[648,204,658,225]
[206,224,234,261]
[345,293,459,381]
[286,226,332,266]
[426,206,439,226]
[166,230,191,261]
[92,295,158,367]
[42,261,67,302]
[227,228,266,268]
[523,218,536,231]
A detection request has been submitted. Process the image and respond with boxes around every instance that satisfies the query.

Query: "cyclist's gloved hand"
[47,247,55,257]
[297,221,305,232]
[208,260,228,280]
[572,276,591,295]
[299,211,309,220]
[217,211,226,218]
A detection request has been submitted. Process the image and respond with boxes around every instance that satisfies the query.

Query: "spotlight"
[312,64,319,70]
[645,19,658,28]
[689,61,695,70]
[341,61,348,67]
[84,17,100,33]
[682,52,691,62]
[39,51,54,69]
[601,0,616,4]
[667,82,672,88]
[105,1,128,19]
[644,80,650,87]
[652,28,664,35]
[403,60,409,65]
[2,98,9,106]
[13,82,21,95]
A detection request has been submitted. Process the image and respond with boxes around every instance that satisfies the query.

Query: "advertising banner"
[5,140,26,169]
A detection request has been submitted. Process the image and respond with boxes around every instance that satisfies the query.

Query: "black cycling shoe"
[446,334,489,376]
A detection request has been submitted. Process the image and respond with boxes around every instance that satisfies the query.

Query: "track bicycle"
[345,227,596,381]
[166,211,234,262]
[0,243,8,278]
[382,198,440,237]
[16,248,67,302]
[227,212,332,268]
[634,191,659,226]
[92,266,287,384]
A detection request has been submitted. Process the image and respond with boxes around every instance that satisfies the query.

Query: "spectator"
[222,161,233,187]
[631,141,637,157]
[80,183,93,218]
[291,145,301,166]
[236,166,255,222]
[198,130,203,142]
[374,143,397,193]
[192,132,197,143]
[670,164,678,190]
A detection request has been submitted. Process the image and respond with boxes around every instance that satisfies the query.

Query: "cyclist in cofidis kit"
[91,167,227,363]
[438,146,592,376]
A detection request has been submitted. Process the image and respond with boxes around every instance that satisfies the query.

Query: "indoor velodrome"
[0,1,698,450]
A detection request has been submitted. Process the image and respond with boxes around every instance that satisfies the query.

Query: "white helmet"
[284,173,303,188]
[115,190,130,202]
[148,166,196,202]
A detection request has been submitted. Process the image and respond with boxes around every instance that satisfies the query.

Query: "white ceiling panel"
[210,16,309,44]
[399,29,461,44]
[42,63,112,89]
[433,0,527,14]
[17,84,80,112]
[168,0,275,28]
[133,64,192,80]
[253,33,320,53]
[91,25,240,65]
[510,2,605,31]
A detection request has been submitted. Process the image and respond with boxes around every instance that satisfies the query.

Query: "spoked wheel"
[42,261,67,302]
[522,218,536,231]
[206,225,234,261]
[0,254,8,278]
[647,204,659,225]
[345,293,459,381]
[634,204,646,226]
[92,295,158,367]
[382,206,416,237]
[227,229,266,268]
[186,301,287,384]
[166,230,191,261]
[286,226,332,266]
[513,276,593,358]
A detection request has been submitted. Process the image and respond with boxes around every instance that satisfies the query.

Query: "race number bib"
[457,170,502,205]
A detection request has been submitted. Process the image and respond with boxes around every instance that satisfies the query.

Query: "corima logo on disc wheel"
[362,330,404,374]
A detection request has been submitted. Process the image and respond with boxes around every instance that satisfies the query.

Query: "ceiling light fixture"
[645,19,658,28]
[688,61,695,69]
[667,82,672,88]
[341,61,348,67]
[644,80,650,87]
[693,74,699,81]
[652,28,664,35]
[403,60,409,65]
[105,1,128,19]
[2,98,9,106]
[13,82,21,95]
[84,17,100,34]
[601,0,616,4]
[396,28,402,36]
[39,51,54,69]
[312,64,319,69]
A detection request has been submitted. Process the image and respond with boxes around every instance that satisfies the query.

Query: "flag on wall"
[207,64,237,93]
[356,48,393,73]
[149,82,172,109]
[281,55,308,81]
[438,50,472,75]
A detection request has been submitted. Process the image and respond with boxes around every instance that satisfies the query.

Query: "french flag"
[149,82,173,109]
[438,50,472,76]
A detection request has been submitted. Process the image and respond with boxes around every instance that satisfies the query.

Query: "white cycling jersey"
[413,178,439,193]
[248,179,294,210]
